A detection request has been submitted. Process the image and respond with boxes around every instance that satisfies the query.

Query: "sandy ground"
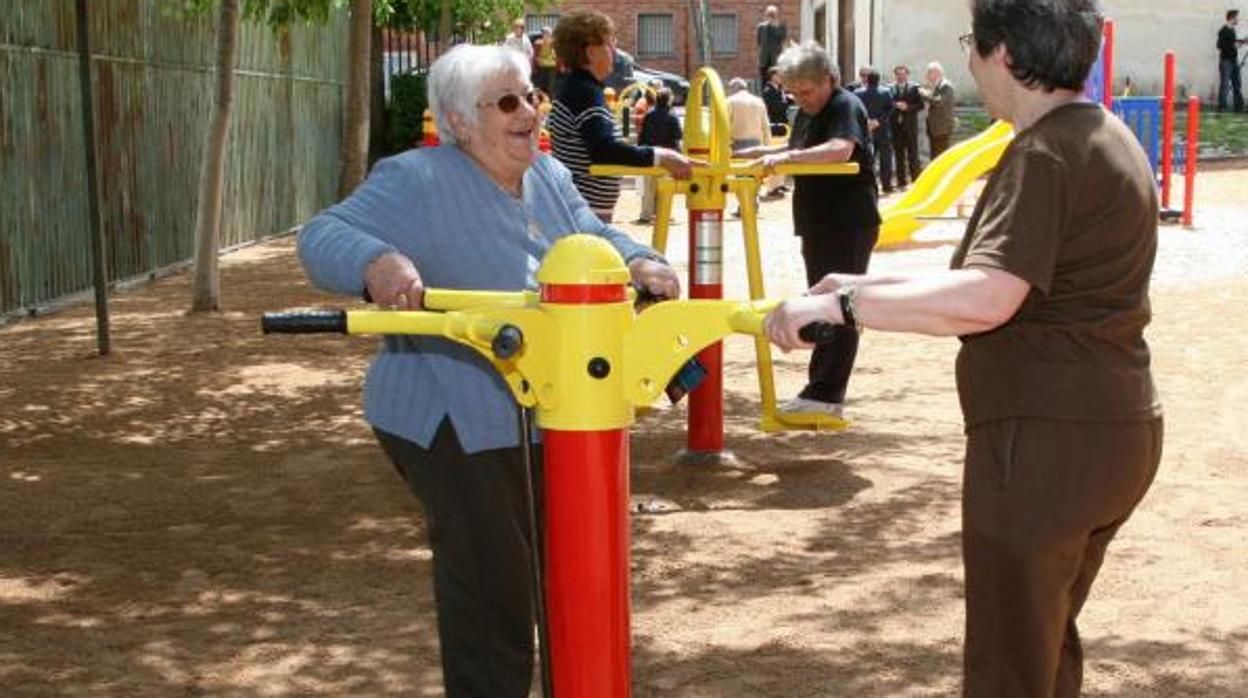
[2,168,1246,697]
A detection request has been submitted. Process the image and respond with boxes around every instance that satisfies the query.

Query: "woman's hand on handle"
[628,257,681,301]
[764,294,842,351]
[365,252,425,310]
[655,148,695,180]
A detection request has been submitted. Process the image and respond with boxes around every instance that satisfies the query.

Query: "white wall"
[801,0,1236,103]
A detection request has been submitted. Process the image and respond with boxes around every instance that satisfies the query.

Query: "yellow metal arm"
[622,299,778,405]
[589,162,859,179]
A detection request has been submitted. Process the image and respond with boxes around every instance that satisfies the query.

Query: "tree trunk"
[338,0,372,198]
[189,0,239,313]
[369,23,386,166]
[438,0,453,50]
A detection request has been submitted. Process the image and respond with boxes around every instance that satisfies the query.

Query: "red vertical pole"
[538,279,632,698]
[1183,96,1199,229]
[542,430,630,697]
[1161,51,1176,207]
[1102,19,1115,110]
[687,207,724,455]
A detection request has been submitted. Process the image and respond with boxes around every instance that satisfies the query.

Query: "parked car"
[633,64,690,106]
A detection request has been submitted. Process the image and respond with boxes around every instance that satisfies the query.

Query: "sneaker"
[778,397,843,417]
[633,216,654,224]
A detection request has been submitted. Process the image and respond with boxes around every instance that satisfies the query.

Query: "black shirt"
[791,88,880,235]
[1218,25,1240,61]
[639,106,682,149]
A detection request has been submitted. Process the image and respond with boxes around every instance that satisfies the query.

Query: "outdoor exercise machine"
[261,234,835,698]
[591,67,859,463]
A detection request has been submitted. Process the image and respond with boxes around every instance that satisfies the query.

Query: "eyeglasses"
[958,32,976,53]
[479,88,541,114]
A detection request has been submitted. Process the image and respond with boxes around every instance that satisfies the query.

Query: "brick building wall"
[528,1,801,85]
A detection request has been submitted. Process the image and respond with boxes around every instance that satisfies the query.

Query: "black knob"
[587,357,611,379]
[492,325,524,359]
[798,322,839,344]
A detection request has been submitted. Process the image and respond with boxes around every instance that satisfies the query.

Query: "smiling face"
[456,71,540,192]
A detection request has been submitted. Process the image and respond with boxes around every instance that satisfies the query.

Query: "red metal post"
[1102,19,1115,110]
[687,207,725,454]
[1161,51,1176,207]
[538,278,632,697]
[542,430,630,697]
[1183,96,1200,228]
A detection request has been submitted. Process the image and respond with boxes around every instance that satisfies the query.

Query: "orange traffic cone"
[422,109,439,147]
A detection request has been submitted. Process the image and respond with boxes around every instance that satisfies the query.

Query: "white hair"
[776,41,839,86]
[927,61,944,76]
[428,44,531,146]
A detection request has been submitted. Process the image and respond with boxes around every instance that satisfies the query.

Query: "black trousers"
[929,131,952,160]
[798,226,878,404]
[375,421,543,698]
[892,122,921,186]
[872,131,894,191]
[962,417,1163,697]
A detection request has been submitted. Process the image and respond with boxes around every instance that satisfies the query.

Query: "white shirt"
[727,90,771,144]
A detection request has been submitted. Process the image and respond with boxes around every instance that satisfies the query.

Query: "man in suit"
[921,62,957,159]
[756,5,788,85]
[854,67,895,193]
[889,64,925,188]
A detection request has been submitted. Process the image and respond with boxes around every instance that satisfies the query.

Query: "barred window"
[710,13,738,55]
[525,13,559,33]
[637,13,675,57]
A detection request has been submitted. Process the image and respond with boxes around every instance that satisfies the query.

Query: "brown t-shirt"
[950,103,1161,426]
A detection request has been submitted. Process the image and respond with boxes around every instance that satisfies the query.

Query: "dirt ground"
[2,168,1247,697]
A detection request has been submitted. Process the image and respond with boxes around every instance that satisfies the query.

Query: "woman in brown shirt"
[764,1,1162,696]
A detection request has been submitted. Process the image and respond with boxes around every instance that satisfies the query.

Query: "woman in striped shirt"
[548,10,693,222]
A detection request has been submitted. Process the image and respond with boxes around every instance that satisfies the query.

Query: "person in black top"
[855,67,895,193]
[548,10,692,222]
[736,41,880,417]
[762,67,792,134]
[1217,9,1245,112]
[636,88,683,223]
[889,64,925,187]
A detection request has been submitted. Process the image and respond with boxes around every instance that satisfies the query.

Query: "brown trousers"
[962,416,1163,697]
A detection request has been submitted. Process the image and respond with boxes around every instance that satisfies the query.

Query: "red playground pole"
[538,276,633,697]
[1161,51,1177,207]
[1183,96,1200,229]
[687,206,725,455]
[1102,19,1115,110]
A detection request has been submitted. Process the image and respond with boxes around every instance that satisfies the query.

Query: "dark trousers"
[797,226,878,404]
[892,122,921,185]
[535,66,557,100]
[929,131,952,160]
[375,421,543,698]
[872,131,894,191]
[1218,58,1244,113]
[962,416,1163,697]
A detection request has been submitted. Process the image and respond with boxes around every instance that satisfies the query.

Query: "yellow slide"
[877,120,1015,249]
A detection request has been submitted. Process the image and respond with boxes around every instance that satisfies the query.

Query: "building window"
[637,13,675,57]
[709,13,738,55]
[525,13,559,34]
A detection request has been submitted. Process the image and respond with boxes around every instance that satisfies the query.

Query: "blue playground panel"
[1112,97,1162,175]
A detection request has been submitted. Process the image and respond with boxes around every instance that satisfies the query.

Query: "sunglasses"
[479,88,541,114]
[958,32,976,53]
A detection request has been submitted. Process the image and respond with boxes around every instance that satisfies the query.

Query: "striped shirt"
[297,146,655,453]
[549,69,654,214]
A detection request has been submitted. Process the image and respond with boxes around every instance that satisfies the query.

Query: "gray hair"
[728,77,749,93]
[776,41,839,86]
[428,44,531,146]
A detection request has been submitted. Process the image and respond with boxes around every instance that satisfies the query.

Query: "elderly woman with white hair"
[297,43,679,696]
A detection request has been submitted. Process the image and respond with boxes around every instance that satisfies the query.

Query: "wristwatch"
[836,284,861,332]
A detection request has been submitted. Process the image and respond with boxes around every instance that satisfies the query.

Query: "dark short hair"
[553,10,614,70]
[893,64,909,74]
[1231,9,1240,21]
[655,87,673,109]
[866,68,881,87]
[971,0,1103,92]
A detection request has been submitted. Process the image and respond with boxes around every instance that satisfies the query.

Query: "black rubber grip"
[491,324,524,359]
[798,322,839,344]
[261,310,348,334]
